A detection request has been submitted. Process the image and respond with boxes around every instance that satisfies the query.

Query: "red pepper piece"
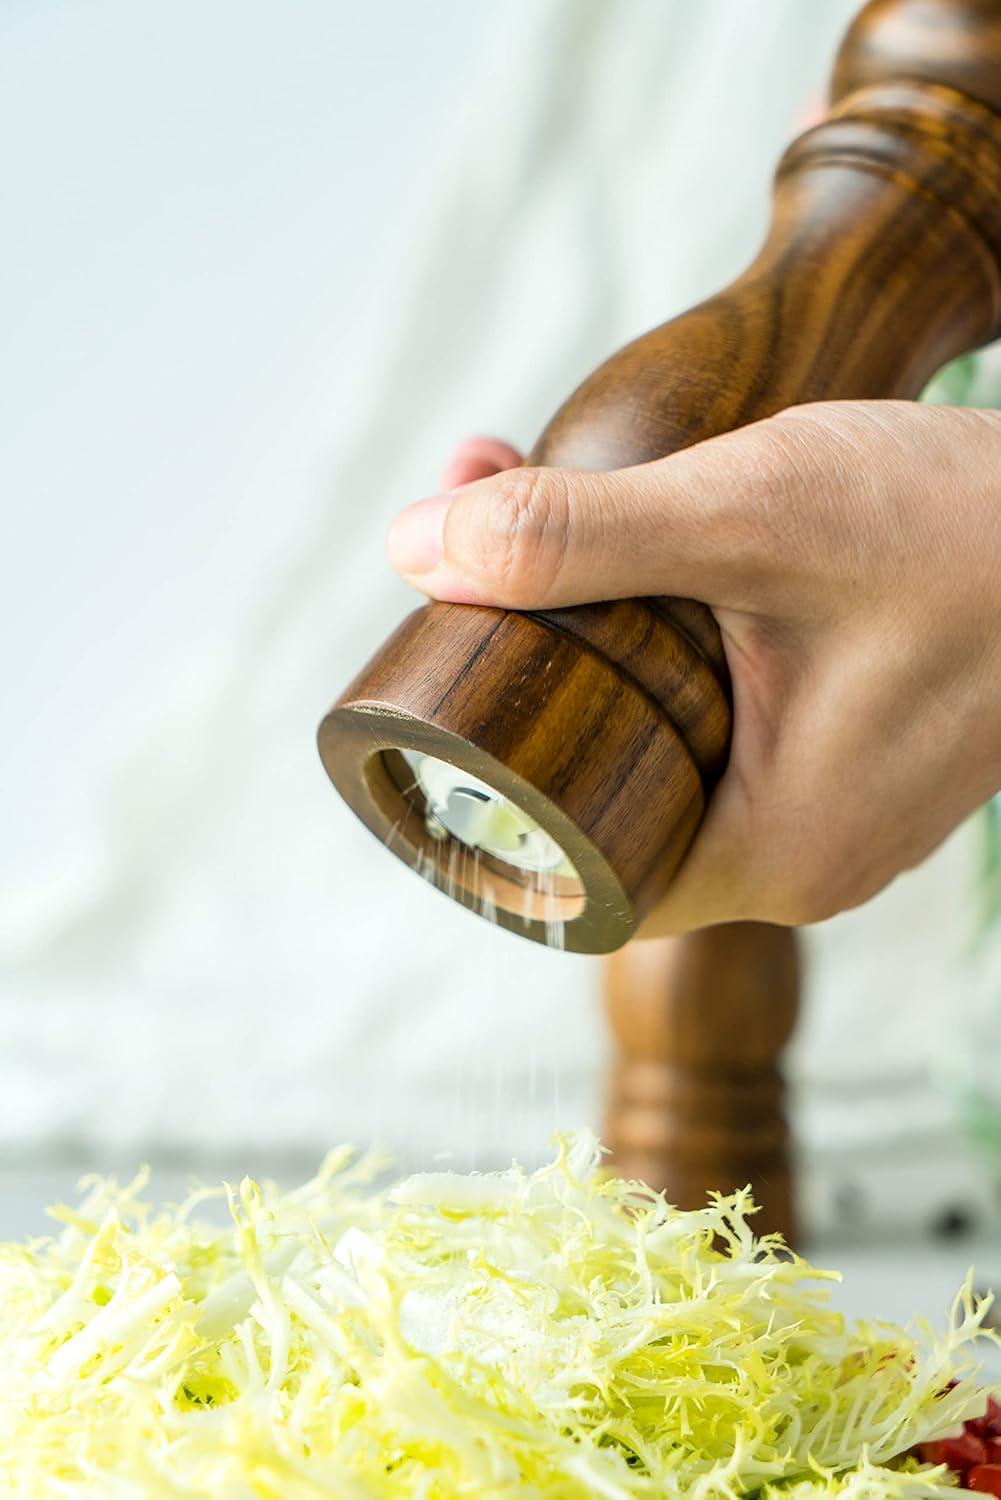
[968,1400,1001,1440]
[920,1433,988,1471]
[986,1438,1001,1464]
[968,1464,1001,1495]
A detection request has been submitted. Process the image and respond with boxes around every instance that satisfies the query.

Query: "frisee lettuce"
[0,1132,996,1497]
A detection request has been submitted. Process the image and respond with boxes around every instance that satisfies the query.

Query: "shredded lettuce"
[0,1132,996,1497]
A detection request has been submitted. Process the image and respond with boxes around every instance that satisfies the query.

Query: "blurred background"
[2,0,1001,1317]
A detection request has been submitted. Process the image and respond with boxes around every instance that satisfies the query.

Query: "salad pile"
[0,1133,997,1498]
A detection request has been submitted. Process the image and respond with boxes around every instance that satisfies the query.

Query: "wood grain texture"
[533,92,1001,471]
[833,0,1001,115]
[605,926,801,1244]
[320,602,705,951]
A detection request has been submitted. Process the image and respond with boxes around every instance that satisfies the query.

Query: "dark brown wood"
[534,97,1001,470]
[605,926,800,1243]
[320,604,704,952]
[832,0,1001,115]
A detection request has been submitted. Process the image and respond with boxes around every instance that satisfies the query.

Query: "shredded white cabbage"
[0,1132,996,1497]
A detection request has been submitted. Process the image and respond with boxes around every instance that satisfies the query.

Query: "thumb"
[387,418,802,611]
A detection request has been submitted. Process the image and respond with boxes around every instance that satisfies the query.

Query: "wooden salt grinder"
[319,0,1001,1224]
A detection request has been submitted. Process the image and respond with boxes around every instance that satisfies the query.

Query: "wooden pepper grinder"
[601,0,1001,1236]
[319,0,1001,1213]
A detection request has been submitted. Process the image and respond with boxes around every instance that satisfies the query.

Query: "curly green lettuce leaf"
[0,1132,995,1497]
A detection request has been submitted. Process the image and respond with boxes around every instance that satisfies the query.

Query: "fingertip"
[440,436,522,491]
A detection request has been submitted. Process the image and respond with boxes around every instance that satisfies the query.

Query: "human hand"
[388,404,1001,934]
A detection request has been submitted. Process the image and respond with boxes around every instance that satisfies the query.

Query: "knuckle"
[464,467,573,605]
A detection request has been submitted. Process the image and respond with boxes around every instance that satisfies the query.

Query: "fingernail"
[387,494,450,575]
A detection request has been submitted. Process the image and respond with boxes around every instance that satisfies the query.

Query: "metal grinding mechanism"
[318,0,1001,953]
[405,753,577,881]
